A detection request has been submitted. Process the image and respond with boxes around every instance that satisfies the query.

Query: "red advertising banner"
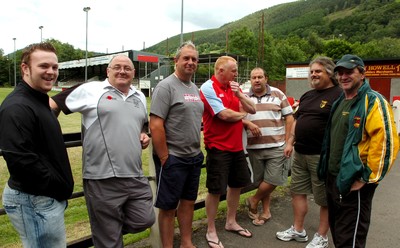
[137,55,159,63]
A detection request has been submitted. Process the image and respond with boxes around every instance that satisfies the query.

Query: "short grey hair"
[108,55,135,69]
[175,40,196,59]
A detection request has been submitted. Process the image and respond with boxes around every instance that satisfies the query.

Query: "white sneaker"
[306,233,328,248]
[276,225,308,242]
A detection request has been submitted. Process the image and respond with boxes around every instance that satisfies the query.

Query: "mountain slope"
[145,0,400,55]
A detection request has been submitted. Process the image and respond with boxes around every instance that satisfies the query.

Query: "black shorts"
[154,152,204,210]
[205,148,251,194]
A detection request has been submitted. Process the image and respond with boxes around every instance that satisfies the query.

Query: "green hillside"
[1,0,399,84]
[145,0,400,57]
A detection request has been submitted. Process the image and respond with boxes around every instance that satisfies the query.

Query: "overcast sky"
[1,0,296,55]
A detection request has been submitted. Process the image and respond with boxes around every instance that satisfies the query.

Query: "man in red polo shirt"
[200,56,256,248]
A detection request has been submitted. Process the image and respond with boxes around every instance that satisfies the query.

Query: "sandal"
[252,214,271,226]
[225,228,253,238]
[206,239,223,248]
[245,197,258,220]
[206,233,223,248]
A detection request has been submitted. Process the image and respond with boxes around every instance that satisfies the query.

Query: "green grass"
[0,87,210,247]
[0,88,136,246]
[0,88,13,104]
[0,87,286,247]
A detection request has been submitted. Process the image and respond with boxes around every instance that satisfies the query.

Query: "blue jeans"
[2,183,67,248]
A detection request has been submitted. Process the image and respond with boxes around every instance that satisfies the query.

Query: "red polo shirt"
[200,75,244,152]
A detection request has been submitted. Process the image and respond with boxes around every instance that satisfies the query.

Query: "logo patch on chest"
[184,94,201,102]
[353,116,361,128]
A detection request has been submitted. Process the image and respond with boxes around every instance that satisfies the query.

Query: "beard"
[311,79,320,88]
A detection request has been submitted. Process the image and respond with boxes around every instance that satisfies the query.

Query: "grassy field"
[0,87,213,247]
[0,87,275,247]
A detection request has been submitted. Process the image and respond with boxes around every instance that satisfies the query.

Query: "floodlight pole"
[83,7,91,83]
[180,0,183,44]
[39,26,43,42]
[13,38,16,87]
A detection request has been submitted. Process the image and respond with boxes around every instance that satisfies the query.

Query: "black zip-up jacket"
[0,81,74,201]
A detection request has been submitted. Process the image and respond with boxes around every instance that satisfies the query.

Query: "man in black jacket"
[0,42,74,248]
[276,57,341,248]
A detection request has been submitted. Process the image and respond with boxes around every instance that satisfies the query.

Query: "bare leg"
[249,181,275,211]
[251,182,275,225]
[159,209,176,248]
[259,182,276,217]
[292,194,308,232]
[205,193,224,248]
[226,187,240,227]
[177,199,196,248]
[225,187,251,237]
[318,206,330,238]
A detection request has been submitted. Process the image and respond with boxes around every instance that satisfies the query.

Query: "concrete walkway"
[134,157,400,247]
[188,190,334,248]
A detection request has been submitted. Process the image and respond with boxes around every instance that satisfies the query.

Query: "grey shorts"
[247,145,290,186]
[83,177,155,247]
[289,150,327,206]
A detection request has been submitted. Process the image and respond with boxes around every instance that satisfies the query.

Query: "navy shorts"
[205,148,251,194]
[154,152,204,210]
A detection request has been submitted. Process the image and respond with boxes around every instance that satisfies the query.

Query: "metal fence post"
[148,142,162,248]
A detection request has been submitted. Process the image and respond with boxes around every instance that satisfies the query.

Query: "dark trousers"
[326,173,377,248]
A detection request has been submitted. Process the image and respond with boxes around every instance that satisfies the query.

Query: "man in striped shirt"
[243,67,294,226]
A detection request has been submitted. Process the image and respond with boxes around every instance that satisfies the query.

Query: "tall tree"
[269,38,307,80]
[324,39,353,60]
[354,38,400,58]
[229,27,257,57]
[48,39,89,62]
[0,49,11,86]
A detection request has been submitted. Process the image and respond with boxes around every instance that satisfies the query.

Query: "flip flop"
[205,236,223,248]
[225,228,253,238]
[252,215,271,226]
[245,197,258,220]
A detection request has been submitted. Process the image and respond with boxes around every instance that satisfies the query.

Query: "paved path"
[135,157,400,247]
[190,158,400,248]
[188,189,334,248]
